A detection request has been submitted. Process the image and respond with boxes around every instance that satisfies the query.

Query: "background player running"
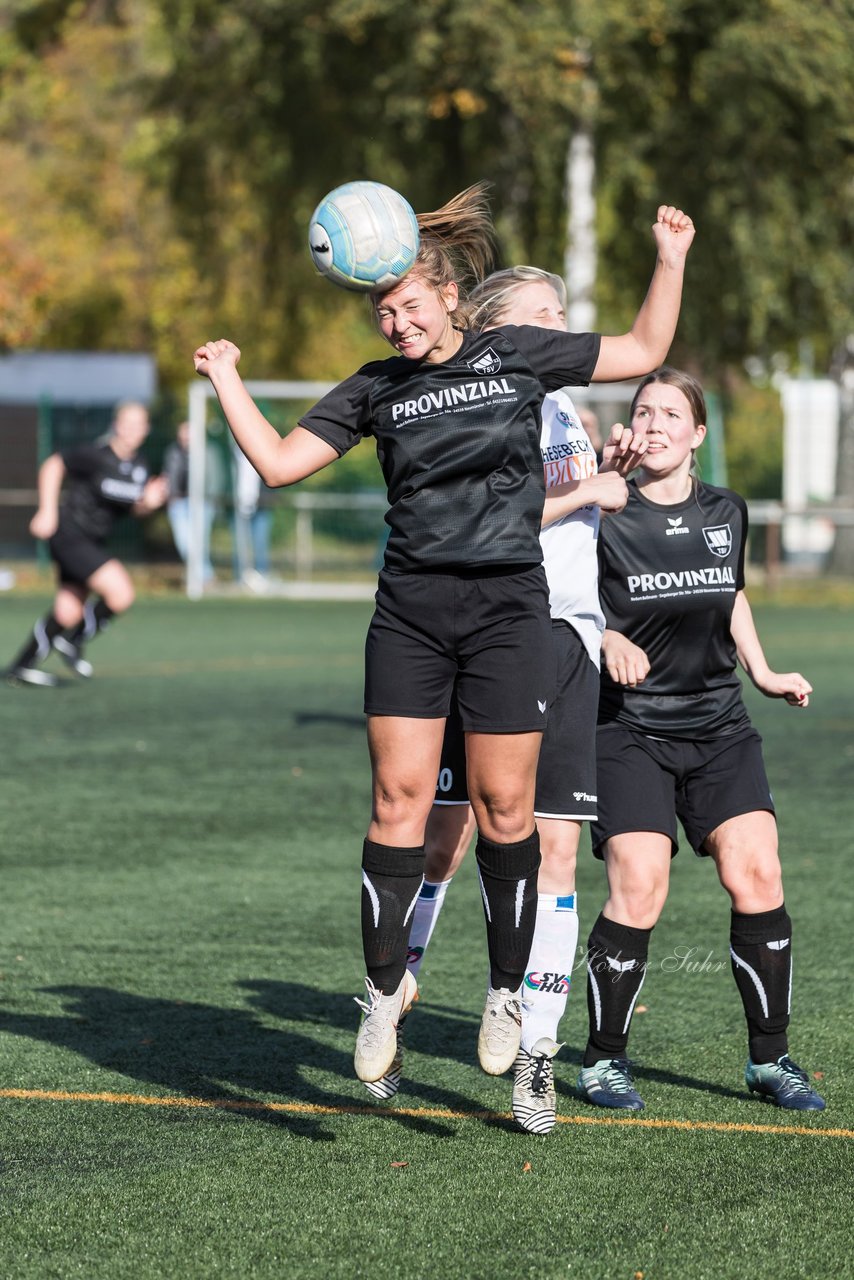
[363,265,647,1132]
[7,401,168,686]
[195,191,694,1096]
[577,367,825,1113]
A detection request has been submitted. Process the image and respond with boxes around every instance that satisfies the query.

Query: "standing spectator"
[163,421,223,584]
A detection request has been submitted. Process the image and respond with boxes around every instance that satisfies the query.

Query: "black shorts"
[591,724,775,857]
[365,565,554,732]
[435,620,599,818]
[49,529,111,585]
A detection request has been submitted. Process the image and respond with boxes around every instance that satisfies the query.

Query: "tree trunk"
[828,335,854,574]
[564,123,596,333]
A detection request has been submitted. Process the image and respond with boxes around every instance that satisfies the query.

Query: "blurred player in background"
[194,189,694,1098]
[367,266,646,1133]
[577,367,825,1113]
[6,401,168,686]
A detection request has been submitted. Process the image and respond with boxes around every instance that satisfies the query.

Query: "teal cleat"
[745,1056,826,1111]
[577,1057,644,1110]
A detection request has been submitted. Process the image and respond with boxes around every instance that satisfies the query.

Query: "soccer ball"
[308,181,420,292]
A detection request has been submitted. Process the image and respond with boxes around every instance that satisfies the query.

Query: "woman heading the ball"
[361,266,645,1131]
[576,367,824,1113]
[193,185,694,1092]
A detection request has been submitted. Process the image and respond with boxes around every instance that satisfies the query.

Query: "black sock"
[475,829,540,991]
[11,613,64,668]
[361,840,424,995]
[730,904,791,1064]
[66,598,116,647]
[583,913,652,1067]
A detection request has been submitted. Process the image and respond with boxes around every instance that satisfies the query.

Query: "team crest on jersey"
[703,524,732,557]
[466,346,502,376]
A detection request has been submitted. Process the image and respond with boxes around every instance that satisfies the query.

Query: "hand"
[602,630,651,687]
[193,339,241,378]
[29,509,58,540]
[651,205,695,267]
[141,475,169,512]
[587,471,629,514]
[757,671,812,708]
[600,423,648,477]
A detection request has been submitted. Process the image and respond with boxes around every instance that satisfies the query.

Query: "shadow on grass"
[0,983,488,1141]
[243,979,506,1118]
[553,1057,745,1104]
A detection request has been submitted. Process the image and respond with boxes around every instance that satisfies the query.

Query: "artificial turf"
[1,595,852,1279]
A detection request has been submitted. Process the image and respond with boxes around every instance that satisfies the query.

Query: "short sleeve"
[732,491,749,591]
[60,444,101,478]
[498,326,601,392]
[298,368,376,456]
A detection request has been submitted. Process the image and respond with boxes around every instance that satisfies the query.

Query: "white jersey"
[538,388,605,666]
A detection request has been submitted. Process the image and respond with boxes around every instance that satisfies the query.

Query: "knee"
[538,842,576,890]
[372,776,432,832]
[54,600,84,629]
[470,791,532,843]
[606,874,668,929]
[721,853,784,912]
[105,583,135,613]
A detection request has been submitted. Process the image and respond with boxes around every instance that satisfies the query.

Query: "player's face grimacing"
[630,383,706,476]
[374,272,461,365]
[494,280,567,332]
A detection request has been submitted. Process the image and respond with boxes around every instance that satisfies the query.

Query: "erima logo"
[666,516,689,536]
[607,957,637,972]
[573,791,597,803]
[767,939,790,951]
[703,524,732,557]
[627,565,735,593]
[391,377,516,425]
[466,346,502,375]
[537,699,547,714]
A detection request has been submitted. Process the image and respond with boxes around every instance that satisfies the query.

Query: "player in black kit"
[194,187,695,1091]
[577,368,825,1113]
[7,402,168,686]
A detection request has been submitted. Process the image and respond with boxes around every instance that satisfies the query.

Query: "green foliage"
[722,380,784,499]
[0,0,852,388]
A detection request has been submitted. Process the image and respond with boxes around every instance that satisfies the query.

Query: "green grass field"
[1,595,852,1279]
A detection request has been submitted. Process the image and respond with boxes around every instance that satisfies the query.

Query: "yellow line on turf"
[0,1087,849,1139]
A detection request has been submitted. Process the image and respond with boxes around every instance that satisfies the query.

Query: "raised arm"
[730,590,811,707]
[193,339,340,487]
[29,453,66,540]
[592,206,695,383]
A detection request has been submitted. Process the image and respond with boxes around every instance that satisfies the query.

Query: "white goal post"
[185,379,335,598]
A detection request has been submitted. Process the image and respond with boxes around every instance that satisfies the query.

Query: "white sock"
[520,892,579,1053]
[406,878,452,978]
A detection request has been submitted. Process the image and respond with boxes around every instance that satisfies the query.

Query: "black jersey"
[58,442,150,542]
[299,325,600,572]
[597,480,750,739]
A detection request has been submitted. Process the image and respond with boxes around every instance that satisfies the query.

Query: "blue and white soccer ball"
[308,181,420,292]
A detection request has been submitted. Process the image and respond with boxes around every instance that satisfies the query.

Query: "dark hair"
[630,367,707,428]
[372,183,497,329]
